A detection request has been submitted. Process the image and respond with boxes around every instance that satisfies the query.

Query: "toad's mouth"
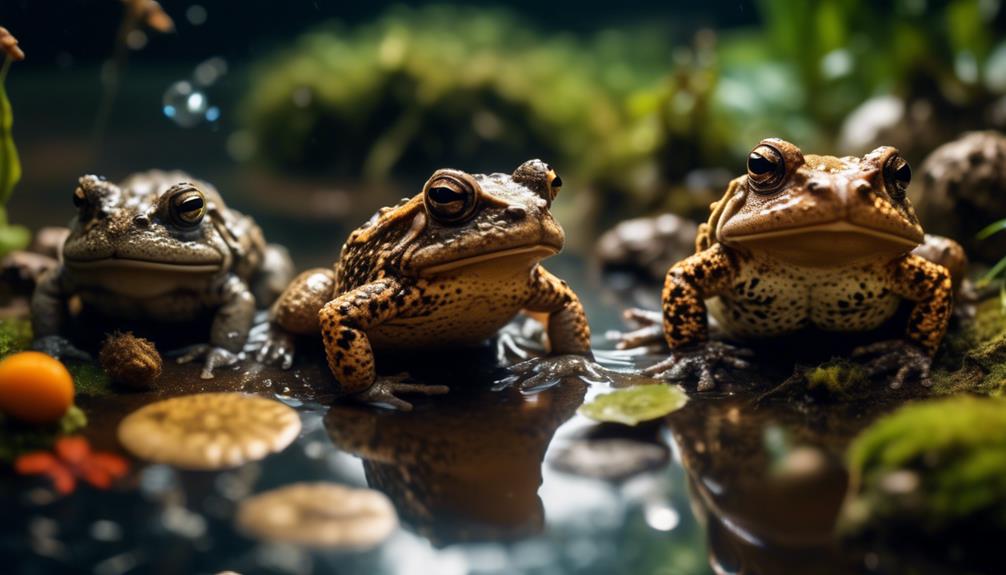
[726,220,921,247]
[64,257,224,273]
[418,243,560,276]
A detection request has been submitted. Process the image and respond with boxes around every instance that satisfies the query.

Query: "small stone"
[99,332,162,390]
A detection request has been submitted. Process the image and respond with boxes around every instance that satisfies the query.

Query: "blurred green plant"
[839,396,1006,571]
[240,5,665,184]
[0,28,29,257]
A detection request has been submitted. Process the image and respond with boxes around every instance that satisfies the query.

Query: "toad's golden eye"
[424,172,479,224]
[747,144,786,192]
[168,185,207,227]
[884,154,911,201]
[546,166,563,201]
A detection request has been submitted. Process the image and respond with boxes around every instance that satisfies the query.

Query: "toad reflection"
[325,379,585,544]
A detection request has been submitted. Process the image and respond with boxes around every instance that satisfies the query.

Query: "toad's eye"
[167,185,206,227]
[546,165,562,201]
[747,144,786,192]
[884,154,911,201]
[424,172,479,224]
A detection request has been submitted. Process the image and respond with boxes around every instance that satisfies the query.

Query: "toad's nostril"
[852,179,872,197]
[133,214,151,227]
[505,205,527,220]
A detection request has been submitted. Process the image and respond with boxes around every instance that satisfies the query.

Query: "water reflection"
[665,392,897,574]
[326,377,586,545]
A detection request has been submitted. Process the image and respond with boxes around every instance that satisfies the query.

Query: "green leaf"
[978,255,1006,287]
[976,218,1006,240]
[578,384,688,426]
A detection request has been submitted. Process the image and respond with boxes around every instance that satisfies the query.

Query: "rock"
[596,213,698,282]
[911,131,1006,264]
[1,251,57,295]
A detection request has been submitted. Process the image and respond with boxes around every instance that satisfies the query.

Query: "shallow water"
[1,255,931,575]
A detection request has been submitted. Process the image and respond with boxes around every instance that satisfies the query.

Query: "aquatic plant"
[840,396,1006,569]
[0,27,28,257]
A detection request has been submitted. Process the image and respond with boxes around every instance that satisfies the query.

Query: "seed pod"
[99,332,162,389]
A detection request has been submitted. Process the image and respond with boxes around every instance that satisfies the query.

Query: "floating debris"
[15,436,129,495]
[99,332,162,390]
[236,482,397,549]
[117,393,301,470]
[577,384,687,426]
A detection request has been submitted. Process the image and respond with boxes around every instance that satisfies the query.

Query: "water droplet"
[162,81,209,127]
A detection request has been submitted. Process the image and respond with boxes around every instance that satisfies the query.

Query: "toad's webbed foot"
[606,308,665,350]
[852,340,932,389]
[32,335,92,361]
[643,341,753,392]
[249,324,296,370]
[175,344,241,379]
[355,373,449,412]
[495,354,634,394]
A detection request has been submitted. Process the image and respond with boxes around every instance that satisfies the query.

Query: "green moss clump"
[930,298,1006,396]
[0,405,87,462]
[839,396,1006,567]
[804,361,868,399]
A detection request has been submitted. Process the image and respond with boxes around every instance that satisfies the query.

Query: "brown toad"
[257,160,599,410]
[31,171,293,377]
[619,139,962,390]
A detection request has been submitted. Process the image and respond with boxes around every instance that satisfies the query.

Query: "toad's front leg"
[178,275,256,379]
[501,266,613,392]
[643,244,750,391]
[318,279,447,411]
[853,255,953,388]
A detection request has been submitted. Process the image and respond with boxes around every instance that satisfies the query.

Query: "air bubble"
[162,81,209,127]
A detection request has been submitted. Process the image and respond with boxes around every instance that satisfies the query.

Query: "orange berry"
[0,351,75,424]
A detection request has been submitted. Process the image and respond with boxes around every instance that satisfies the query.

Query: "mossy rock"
[931,298,1006,396]
[839,396,1006,571]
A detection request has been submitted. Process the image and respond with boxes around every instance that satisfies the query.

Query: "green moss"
[0,318,32,357]
[0,405,87,462]
[841,396,1006,541]
[804,361,868,399]
[67,362,112,397]
[930,299,1006,396]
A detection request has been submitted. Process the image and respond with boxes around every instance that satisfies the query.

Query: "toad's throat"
[723,221,921,266]
[418,244,560,276]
